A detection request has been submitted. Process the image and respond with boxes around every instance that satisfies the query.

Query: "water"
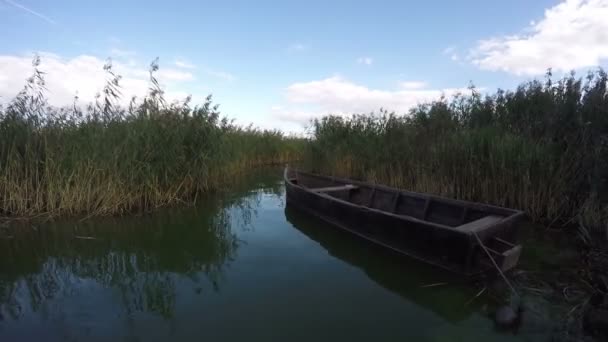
[0,169,552,341]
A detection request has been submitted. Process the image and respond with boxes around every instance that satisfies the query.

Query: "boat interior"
[287,170,510,230]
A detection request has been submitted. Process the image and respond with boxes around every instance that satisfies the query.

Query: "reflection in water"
[1,170,543,341]
[284,206,492,323]
[0,169,283,324]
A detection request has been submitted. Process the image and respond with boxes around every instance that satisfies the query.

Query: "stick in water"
[473,231,519,300]
[420,282,448,288]
[465,287,486,306]
[74,235,98,240]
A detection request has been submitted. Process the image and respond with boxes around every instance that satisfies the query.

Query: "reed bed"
[305,70,608,235]
[0,57,304,218]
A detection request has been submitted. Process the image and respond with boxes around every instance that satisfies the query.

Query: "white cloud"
[443,46,460,62]
[270,105,319,125]
[398,81,428,90]
[357,57,373,65]
[0,53,193,107]
[175,59,196,69]
[470,0,608,75]
[4,0,56,25]
[273,76,469,125]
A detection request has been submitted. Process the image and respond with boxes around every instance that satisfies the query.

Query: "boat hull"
[284,167,524,276]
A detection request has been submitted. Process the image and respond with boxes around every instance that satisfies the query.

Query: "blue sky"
[1,0,607,132]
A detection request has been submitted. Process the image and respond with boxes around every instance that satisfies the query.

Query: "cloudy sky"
[1,0,607,132]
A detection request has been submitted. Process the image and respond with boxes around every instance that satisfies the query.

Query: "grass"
[0,56,304,219]
[305,69,608,235]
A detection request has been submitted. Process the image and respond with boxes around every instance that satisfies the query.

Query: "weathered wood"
[455,215,503,232]
[292,169,517,216]
[474,232,520,295]
[390,192,400,213]
[499,244,522,272]
[284,167,524,276]
[422,198,432,220]
[459,207,469,225]
[367,187,376,206]
[310,184,358,192]
[494,237,514,246]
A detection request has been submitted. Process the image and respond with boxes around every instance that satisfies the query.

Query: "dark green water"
[0,169,553,341]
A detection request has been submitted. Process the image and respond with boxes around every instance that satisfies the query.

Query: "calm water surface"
[0,169,552,341]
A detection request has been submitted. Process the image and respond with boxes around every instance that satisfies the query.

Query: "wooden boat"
[284,166,524,276]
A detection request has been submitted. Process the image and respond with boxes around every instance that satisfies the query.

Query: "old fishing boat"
[284,166,524,276]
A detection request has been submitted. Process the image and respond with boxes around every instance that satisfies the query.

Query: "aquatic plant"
[0,56,305,218]
[306,70,608,234]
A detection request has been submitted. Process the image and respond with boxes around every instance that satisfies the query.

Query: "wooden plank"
[292,169,523,217]
[422,198,432,220]
[390,192,400,213]
[494,237,515,247]
[310,184,358,193]
[455,215,503,232]
[499,244,522,272]
[367,187,376,206]
[459,207,469,225]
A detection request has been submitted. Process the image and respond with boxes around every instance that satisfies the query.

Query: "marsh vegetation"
[0,57,304,218]
[306,70,608,236]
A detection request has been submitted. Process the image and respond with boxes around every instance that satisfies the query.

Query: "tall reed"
[0,56,305,218]
[306,70,608,234]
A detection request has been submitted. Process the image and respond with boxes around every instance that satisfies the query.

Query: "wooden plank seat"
[310,184,359,193]
[455,215,503,232]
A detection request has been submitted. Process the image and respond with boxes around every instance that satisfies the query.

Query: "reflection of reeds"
[0,57,305,219]
[0,181,272,320]
[305,71,608,234]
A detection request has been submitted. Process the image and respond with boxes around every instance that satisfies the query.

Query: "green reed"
[305,70,608,235]
[0,56,304,218]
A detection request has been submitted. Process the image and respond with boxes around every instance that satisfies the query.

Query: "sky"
[1,0,607,133]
